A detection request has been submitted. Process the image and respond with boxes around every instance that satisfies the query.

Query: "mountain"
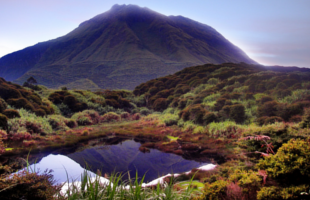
[0,4,257,90]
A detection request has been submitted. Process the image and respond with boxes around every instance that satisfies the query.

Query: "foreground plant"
[60,170,196,200]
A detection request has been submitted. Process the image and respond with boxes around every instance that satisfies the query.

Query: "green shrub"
[203,112,217,125]
[7,98,34,111]
[132,113,141,120]
[152,98,168,111]
[257,101,278,117]
[63,95,77,105]
[48,93,63,104]
[200,179,229,200]
[264,116,284,125]
[257,139,310,185]
[2,109,20,119]
[0,114,8,130]
[139,107,152,116]
[8,110,53,135]
[0,98,7,113]
[179,104,206,124]
[120,112,130,120]
[34,109,46,117]
[300,108,310,128]
[47,115,69,131]
[161,113,179,126]
[257,185,309,200]
[229,104,245,123]
[65,119,78,128]
[101,112,121,122]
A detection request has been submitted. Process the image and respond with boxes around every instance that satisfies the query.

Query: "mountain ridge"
[0,4,257,90]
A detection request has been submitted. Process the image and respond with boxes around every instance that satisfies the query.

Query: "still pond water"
[26,139,209,184]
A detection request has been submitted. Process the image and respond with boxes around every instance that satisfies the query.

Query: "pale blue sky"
[1,0,309,67]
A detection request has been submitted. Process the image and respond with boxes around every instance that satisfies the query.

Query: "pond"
[25,139,211,184]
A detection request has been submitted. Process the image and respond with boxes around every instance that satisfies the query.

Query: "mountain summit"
[0,4,256,90]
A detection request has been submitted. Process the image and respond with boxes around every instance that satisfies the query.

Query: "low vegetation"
[1,63,310,199]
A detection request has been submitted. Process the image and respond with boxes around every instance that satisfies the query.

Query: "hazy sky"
[1,0,309,67]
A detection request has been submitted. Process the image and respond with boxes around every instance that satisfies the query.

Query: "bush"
[203,112,217,125]
[132,113,141,120]
[139,107,152,116]
[101,112,121,122]
[0,98,7,113]
[179,104,206,124]
[65,119,78,128]
[257,139,310,185]
[0,170,61,200]
[257,185,309,200]
[229,104,245,123]
[201,179,229,200]
[63,95,77,105]
[2,109,20,119]
[0,114,8,130]
[152,98,168,111]
[34,109,46,117]
[264,116,284,125]
[300,108,310,128]
[47,115,69,131]
[257,101,278,117]
[71,110,100,125]
[120,112,130,120]
[7,98,34,111]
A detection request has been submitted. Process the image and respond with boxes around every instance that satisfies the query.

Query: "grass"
[60,170,196,200]
[167,135,179,141]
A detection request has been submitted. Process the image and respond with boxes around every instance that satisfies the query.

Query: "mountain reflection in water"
[27,140,209,183]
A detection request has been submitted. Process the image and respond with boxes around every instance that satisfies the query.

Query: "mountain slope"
[0,4,256,90]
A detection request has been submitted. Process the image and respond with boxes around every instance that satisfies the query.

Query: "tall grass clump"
[59,170,195,200]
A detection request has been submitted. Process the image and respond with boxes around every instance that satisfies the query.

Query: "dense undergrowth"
[1,63,310,199]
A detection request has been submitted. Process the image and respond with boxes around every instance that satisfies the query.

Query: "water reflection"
[27,140,209,183]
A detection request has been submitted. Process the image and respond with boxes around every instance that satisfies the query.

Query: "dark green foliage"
[66,119,78,128]
[0,170,60,200]
[300,108,310,128]
[106,99,120,108]
[7,98,34,111]
[257,101,278,117]
[3,109,20,119]
[177,99,188,109]
[258,96,273,105]
[264,116,284,125]
[257,139,310,186]
[203,112,217,125]
[229,104,245,123]
[48,93,63,104]
[63,95,77,105]
[245,93,254,100]
[0,98,7,113]
[179,104,207,124]
[0,113,8,130]
[256,116,284,125]
[214,98,228,111]
[274,89,291,98]
[230,92,241,99]
[28,94,42,105]
[34,109,46,117]
[152,98,167,111]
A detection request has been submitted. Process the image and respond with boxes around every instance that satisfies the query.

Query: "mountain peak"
[0,5,257,90]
